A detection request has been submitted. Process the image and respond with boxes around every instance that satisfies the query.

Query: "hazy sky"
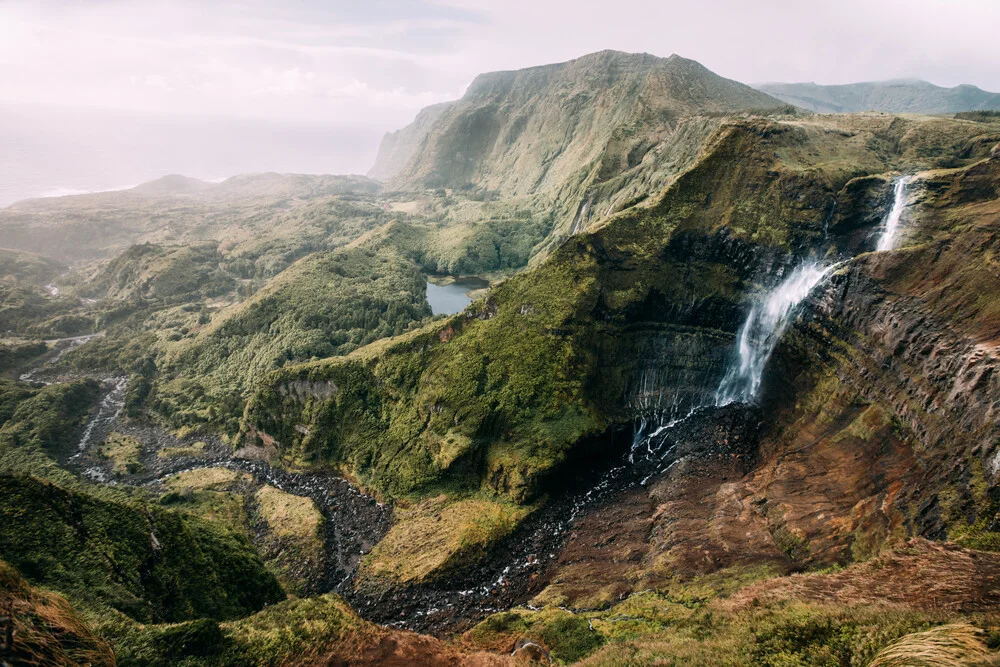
[2,0,999,133]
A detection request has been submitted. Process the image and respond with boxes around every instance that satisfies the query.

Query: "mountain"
[6,49,1000,666]
[373,50,785,193]
[755,78,1000,114]
[131,174,213,196]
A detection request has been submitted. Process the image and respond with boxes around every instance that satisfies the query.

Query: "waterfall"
[875,176,912,252]
[629,260,838,459]
[714,261,836,406]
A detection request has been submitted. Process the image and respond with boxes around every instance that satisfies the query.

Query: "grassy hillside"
[148,245,432,433]
[0,380,284,629]
[388,51,783,194]
[0,173,383,265]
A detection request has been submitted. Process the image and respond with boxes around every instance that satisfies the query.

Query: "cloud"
[1,0,998,132]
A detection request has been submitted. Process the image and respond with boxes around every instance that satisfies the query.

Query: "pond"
[425,277,489,316]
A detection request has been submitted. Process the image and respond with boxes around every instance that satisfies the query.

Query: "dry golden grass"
[97,431,144,475]
[0,560,115,666]
[156,440,208,459]
[164,466,246,491]
[719,539,1000,613]
[868,623,996,667]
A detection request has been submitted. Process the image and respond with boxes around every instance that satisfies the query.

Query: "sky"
[2,0,1000,135]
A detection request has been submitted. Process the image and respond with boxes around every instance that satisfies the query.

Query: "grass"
[252,485,325,596]
[0,381,285,629]
[160,467,251,532]
[164,467,245,491]
[466,597,995,666]
[109,593,382,666]
[868,624,996,667]
[97,431,145,475]
[360,496,532,585]
[254,485,322,542]
[0,558,116,667]
[157,440,208,459]
[148,244,433,435]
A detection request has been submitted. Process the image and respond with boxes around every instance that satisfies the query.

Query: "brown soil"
[289,628,514,666]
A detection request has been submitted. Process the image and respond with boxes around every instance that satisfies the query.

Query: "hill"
[755,79,1000,113]
[0,173,383,265]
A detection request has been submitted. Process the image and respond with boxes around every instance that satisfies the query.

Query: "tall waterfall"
[875,176,912,252]
[714,261,836,406]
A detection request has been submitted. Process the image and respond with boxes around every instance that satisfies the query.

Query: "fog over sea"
[0,104,383,208]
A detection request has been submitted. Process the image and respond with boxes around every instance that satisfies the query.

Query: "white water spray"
[714,261,836,406]
[875,176,912,252]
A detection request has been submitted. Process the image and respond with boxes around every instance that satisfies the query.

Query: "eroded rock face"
[663,156,1000,574]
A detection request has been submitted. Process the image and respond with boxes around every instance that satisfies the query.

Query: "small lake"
[426,277,489,316]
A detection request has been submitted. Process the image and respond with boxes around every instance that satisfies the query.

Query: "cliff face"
[367,102,453,182]
[764,152,1000,557]
[555,142,1000,598]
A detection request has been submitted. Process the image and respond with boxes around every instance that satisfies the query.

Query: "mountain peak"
[372,51,783,188]
[131,174,211,195]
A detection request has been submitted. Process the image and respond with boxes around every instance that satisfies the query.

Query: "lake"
[426,278,489,315]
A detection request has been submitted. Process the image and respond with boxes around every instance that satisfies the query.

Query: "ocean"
[0,104,384,207]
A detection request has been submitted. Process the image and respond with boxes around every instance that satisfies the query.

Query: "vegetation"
[757,79,1000,114]
[243,113,999,506]
[465,568,1000,666]
[97,431,145,475]
[0,558,115,667]
[0,380,284,633]
[149,244,432,433]
[0,340,47,374]
[956,110,1000,122]
[2,51,1000,667]
[360,496,532,585]
[108,594,389,667]
[252,485,325,594]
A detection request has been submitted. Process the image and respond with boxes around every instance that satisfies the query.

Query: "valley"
[3,50,1000,666]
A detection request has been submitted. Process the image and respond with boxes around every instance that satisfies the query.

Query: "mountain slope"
[367,102,454,182]
[756,79,1000,114]
[244,113,998,503]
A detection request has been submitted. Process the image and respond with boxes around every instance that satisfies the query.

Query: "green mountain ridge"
[755,78,1000,114]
